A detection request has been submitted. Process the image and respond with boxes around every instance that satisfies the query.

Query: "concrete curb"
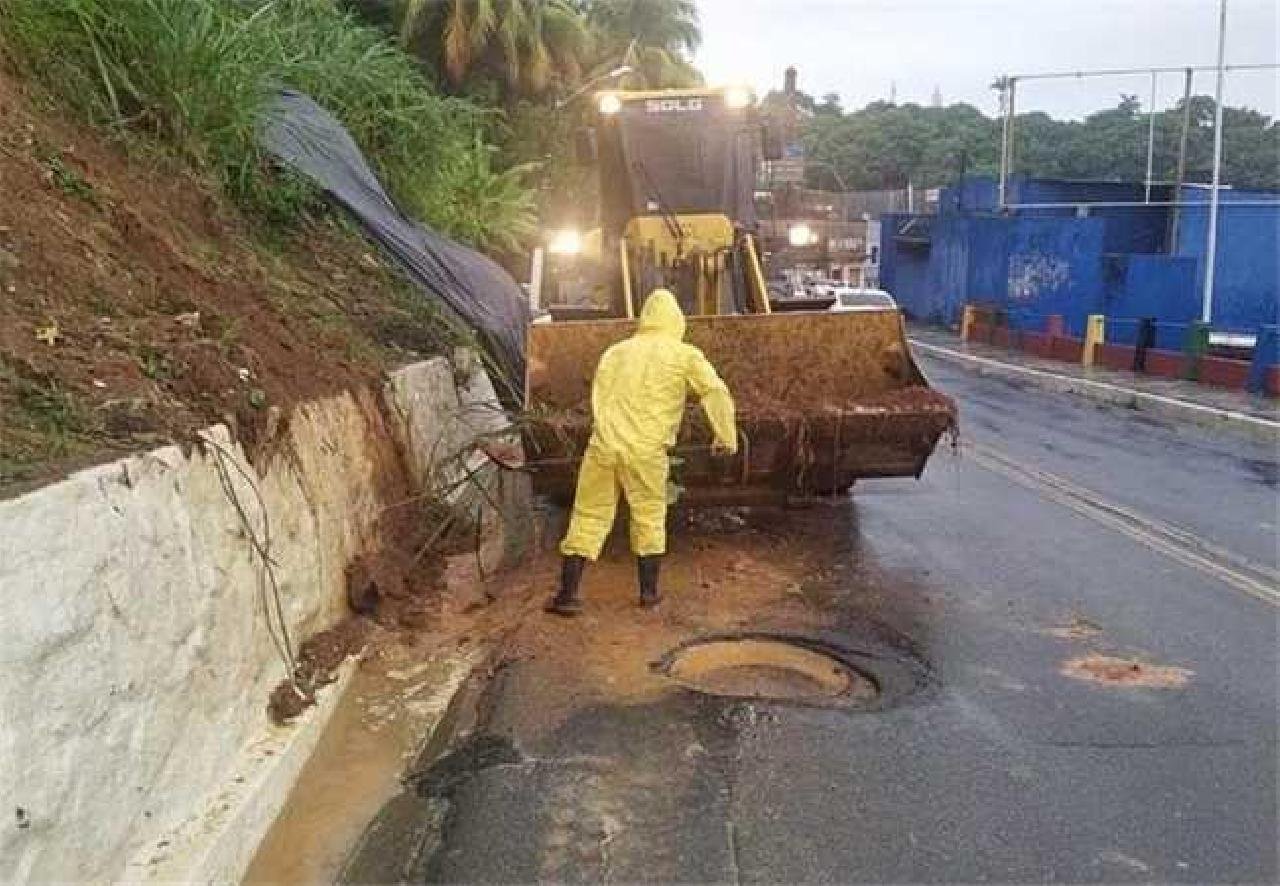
[123,659,360,884]
[910,339,1280,443]
[246,646,489,884]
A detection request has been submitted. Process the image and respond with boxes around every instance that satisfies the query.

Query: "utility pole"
[998,77,1017,210]
[1144,71,1157,203]
[1167,67,1195,252]
[1201,0,1228,325]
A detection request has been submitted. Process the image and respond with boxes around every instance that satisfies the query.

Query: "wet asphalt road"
[349,359,1278,884]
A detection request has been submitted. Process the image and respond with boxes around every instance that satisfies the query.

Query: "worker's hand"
[711,440,738,458]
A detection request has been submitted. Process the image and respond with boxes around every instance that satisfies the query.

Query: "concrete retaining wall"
[0,354,518,882]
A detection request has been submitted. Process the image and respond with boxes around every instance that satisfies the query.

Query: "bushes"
[0,0,536,248]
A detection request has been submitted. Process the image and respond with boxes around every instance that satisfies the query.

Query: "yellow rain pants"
[561,289,737,560]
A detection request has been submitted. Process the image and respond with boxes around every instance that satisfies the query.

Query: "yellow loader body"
[524,87,955,505]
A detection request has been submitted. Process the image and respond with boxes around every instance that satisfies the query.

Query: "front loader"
[524,86,955,505]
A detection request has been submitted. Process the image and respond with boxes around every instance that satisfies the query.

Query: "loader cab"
[591,87,760,232]
[571,87,775,318]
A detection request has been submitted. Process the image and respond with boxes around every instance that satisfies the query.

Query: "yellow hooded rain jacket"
[560,289,737,559]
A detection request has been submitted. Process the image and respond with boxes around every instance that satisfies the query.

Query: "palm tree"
[396,0,589,96]
[585,0,702,89]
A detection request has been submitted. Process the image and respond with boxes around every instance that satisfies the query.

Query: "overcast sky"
[696,0,1278,119]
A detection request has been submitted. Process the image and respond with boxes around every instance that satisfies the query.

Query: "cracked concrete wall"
[0,356,520,882]
[384,349,532,572]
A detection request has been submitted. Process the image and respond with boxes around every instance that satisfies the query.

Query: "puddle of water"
[244,646,476,885]
[660,637,878,704]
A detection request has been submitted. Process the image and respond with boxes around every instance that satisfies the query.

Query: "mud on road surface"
[331,370,1278,884]
[338,504,934,883]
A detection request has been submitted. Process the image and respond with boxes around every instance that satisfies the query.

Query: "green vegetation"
[344,0,705,232]
[34,144,99,204]
[0,0,535,247]
[1,0,710,252]
[773,90,1280,192]
[365,0,702,99]
[586,0,702,90]
[394,0,590,95]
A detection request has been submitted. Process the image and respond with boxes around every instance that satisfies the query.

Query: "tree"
[795,93,1278,193]
[585,0,702,88]
[816,92,843,116]
[394,0,590,97]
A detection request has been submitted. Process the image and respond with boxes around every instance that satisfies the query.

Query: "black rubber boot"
[545,555,586,616]
[638,555,662,608]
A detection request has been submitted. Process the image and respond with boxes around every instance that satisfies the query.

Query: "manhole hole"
[656,637,879,704]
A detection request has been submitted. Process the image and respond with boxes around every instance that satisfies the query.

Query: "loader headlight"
[597,93,622,115]
[723,86,752,110]
[548,228,584,256]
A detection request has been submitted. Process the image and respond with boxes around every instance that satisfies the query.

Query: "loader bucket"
[523,310,956,505]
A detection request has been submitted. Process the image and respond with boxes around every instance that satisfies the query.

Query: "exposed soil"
[481,505,855,738]
[0,62,454,497]
[267,429,501,726]
[268,617,374,725]
[736,383,958,418]
[1061,654,1192,688]
[267,496,482,724]
[534,386,956,433]
[246,583,541,884]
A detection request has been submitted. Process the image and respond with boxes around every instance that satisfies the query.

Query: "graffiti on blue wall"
[1008,254,1071,304]
[883,176,1278,335]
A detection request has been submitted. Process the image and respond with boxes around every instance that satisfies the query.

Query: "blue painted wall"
[940,177,1168,254]
[1003,217,1105,336]
[925,216,971,323]
[880,212,936,321]
[1101,254,1200,347]
[891,176,1278,335]
[883,211,1104,335]
[1175,186,1280,332]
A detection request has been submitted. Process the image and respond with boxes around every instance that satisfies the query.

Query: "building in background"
[879,174,1279,343]
[759,68,942,294]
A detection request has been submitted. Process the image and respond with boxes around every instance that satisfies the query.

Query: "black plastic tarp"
[260,89,530,395]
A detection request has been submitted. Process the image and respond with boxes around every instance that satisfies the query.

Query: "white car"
[829,287,897,312]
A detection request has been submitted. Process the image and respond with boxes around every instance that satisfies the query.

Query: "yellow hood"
[636,289,686,340]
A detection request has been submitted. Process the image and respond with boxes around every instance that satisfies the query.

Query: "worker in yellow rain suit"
[546,288,738,616]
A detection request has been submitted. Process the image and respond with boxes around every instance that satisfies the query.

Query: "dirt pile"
[0,64,454,496]
[268,485,493,724]
[526,385,958,474]
[734,382,956,417]
[344,498,463,631]
[268,618,375,724]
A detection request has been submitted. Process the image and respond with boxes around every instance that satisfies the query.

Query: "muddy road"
[342,363,1277,884]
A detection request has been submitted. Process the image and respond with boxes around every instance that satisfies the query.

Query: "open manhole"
[656,636,879,705]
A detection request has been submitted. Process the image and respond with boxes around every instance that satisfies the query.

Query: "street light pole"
[554,65,633,109]
[1143,71,1157,204]
[1201,0,1228,325]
